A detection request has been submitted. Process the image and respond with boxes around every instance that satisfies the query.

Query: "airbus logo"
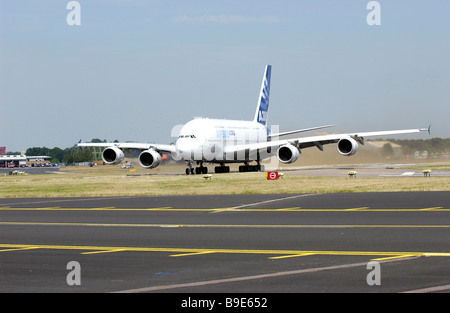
[258,110,268,122]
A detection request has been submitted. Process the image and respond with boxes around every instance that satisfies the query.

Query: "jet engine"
[337,138,359,156]
[102,147,125,165]
[139,149,162,169]
[277,144,300,164]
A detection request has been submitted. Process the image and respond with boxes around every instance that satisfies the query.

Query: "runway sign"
[266,171,279,180]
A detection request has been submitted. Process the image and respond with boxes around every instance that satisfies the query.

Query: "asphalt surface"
[0,192,449,295]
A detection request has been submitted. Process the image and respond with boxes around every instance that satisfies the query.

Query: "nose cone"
[175,138,190,154]
[176,138,202,160]
[176,119,210,161]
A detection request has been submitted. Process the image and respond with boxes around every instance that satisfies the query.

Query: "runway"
[0,192,449,294]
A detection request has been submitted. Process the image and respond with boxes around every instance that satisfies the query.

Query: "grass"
[1,164,449,198]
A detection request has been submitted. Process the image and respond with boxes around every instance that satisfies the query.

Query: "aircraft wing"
[77,142,177,154]
[267,124,334,139]
[225,127,430,154]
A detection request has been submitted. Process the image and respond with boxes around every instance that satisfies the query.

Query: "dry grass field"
[1,162,449,198]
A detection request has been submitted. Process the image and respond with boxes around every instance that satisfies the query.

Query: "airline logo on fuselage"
[216,129,236,138]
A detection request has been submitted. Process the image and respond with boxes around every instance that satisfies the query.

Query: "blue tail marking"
[254,65,271,126]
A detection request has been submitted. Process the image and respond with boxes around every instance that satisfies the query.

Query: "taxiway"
[0,192,449,293]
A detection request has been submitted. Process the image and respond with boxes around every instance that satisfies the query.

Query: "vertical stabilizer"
[253,65,271,126]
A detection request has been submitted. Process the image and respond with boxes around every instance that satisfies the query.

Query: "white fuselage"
[175,118,269,163]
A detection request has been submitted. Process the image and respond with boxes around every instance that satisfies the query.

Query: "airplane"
[78,65,430,175]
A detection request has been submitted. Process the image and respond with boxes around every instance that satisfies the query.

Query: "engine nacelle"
[277,144,300,164]
[139,149,162,169]
[337,138,359,156]
[102,147,125,165]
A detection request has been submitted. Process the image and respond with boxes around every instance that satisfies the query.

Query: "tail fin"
[253,65,271,126]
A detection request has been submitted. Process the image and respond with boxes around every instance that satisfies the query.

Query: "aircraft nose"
[175,139,189,154]
[176,139,199,160]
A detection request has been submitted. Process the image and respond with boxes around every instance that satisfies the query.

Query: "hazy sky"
[1,0,449,152]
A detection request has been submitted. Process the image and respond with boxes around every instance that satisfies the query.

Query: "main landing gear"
[214,164,230,174]
[238,164,261,172]
[185,161,208,175]
[185,161,262,175]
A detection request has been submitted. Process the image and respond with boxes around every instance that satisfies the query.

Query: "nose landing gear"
[185,161,208,175]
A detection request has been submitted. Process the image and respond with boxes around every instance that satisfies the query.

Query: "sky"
[1,0,449,152]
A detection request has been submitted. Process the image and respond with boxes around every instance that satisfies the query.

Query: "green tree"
[90,138,107,143]
[63,148,93,163]
[49,147,65,162]
[26,147,49,156]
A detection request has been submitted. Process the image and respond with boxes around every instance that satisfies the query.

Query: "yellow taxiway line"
[0,243,449,260]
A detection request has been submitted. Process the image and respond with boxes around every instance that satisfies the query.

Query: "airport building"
[0,155,52,168]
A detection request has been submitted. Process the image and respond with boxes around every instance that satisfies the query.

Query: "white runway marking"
[210,193,321,213]
[113,256,418,293]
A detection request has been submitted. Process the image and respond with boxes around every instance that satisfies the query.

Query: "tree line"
[8,139,116,164]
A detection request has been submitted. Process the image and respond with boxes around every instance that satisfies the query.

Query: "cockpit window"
[178,135,196,139]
